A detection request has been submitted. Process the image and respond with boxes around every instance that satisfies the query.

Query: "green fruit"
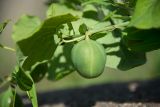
[71,38,106,78]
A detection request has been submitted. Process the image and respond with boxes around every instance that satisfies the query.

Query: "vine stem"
[0,43,16,52]
[59,35,85,45]
[90,21,129,34]
[0,76,12,88]
[59,21,129,44]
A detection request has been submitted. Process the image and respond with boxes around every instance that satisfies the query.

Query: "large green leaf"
[47,3,99,35]
[30,62,48,82]
[48,43,75,80]
[13,14,78,70]
[96,32,146,70]
[12,15,41,42]
[129,0,160,29]
[117,41,146,70]
[47,3,82,18]
[123,28,160,52]
[14,66,33,91]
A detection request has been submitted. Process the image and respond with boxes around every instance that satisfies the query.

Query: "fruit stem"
[85,31,91,40]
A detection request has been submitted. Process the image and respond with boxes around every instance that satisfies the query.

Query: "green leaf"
[129,0,160,29]
[0,20,9,35]
[117,42,146,70]
[26,73,38,107]
[12,15,41,42]
[0,88,13,107]
[79,23,88,35]
[96,31,146,70]
[48,43,75,80]
[46,3,82,18]
[30,62,48,82]
[13,14,78,70]
[14,67,33,91]
[123,28,160,52]
[56,23,75,38]
[47,3,99,36]
[90,21,111,34]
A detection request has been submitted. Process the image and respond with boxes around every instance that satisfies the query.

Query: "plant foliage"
[0,0,160,106]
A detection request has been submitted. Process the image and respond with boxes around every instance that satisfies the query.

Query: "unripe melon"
[71,38,106,78]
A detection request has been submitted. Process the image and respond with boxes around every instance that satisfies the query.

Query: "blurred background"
[0,0,160,94]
